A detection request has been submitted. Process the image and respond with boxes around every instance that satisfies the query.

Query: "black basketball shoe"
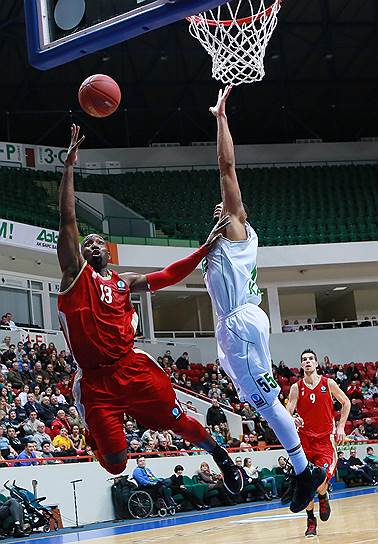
[212,446,243,495]
[290,464,326,513]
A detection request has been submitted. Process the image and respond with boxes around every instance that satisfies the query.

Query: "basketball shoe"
[290,464,326,513]
[318,492,331,521]
[212,446,243,494]
[305,517,317,538]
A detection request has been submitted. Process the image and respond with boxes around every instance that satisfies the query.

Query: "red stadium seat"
[352,419,364,428]
[375,398,378,406]
[354,399,363,407]
[364,398,375,409]
[290,376,298,384]
[344,421,353,435]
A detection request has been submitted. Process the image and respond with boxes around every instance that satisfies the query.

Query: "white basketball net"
[187,0,282,86]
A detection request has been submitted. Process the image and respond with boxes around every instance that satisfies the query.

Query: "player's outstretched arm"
[210,86,246,239]
[286,383,304,428]
[125,215,230,292]
[328,379,351,444]
[57,124,85,291]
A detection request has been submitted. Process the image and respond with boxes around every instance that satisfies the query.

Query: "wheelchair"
[127,490,177,518]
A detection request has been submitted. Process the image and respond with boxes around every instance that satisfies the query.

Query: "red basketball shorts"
[73,348,207,460]
[299,432,338,480]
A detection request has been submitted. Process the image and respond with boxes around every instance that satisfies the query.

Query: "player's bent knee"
[98,449,128,475]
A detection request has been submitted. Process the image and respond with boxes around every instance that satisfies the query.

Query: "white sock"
[259,399,308,475]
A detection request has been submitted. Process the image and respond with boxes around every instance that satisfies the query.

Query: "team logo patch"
[323,462,329,468]
[320,385,327,393]
[117,280,127,290]
[251,393,266,409]
[171,407,182,419]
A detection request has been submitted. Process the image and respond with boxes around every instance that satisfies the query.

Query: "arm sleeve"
[146,245,209,292]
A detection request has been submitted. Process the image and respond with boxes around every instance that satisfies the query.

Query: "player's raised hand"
[209,85,233,118]
[204,214,230,247]
[335,424,346,445]
[65,124,85,167]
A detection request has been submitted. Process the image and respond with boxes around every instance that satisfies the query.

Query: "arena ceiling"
[1,0,378,148]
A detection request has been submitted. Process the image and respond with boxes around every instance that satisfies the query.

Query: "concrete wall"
[354,288,378,321]
[279,292,317,323]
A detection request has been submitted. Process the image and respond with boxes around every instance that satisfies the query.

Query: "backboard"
[25,0,228,70]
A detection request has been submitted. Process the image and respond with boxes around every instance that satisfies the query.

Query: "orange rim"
[187,0,282,27]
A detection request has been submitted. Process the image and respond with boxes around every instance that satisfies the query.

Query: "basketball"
[78,74,121,118]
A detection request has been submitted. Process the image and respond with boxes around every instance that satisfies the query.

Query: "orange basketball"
[78,74,121,118]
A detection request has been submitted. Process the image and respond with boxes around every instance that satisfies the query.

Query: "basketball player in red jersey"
[56,124,243,494]
[287,349,351,537]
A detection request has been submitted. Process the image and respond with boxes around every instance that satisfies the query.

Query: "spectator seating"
[1,163,378,245]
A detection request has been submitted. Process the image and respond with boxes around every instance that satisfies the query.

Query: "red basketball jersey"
[296,375,335,439]
[58,262,137,370]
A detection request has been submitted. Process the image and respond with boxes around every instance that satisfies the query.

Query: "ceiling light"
[333,286,347,291]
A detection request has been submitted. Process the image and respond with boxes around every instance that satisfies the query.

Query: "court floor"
[14,487,378,544]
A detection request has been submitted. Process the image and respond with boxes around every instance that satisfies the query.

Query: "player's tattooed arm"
[210,86,247,240]
[57,124,85,291]
[286,383,304,428]
[328,379,351,444]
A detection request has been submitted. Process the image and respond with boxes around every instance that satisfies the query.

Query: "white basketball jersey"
[202,222,262,317]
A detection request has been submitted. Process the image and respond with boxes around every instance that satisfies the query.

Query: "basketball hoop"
[187,0,283,86]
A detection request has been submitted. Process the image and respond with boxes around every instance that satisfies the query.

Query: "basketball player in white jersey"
[205,86,325,513]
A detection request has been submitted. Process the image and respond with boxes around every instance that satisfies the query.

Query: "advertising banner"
[0,219,58,253]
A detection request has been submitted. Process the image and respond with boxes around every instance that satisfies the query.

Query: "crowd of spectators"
[282,316,378,332]
[0,333,377,471]
[337,446,378,486]
[0,334,94,466]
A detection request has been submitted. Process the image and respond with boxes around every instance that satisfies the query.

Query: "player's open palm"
[65,123,85,166]
[209,85,233,117]
[205,214,230,247]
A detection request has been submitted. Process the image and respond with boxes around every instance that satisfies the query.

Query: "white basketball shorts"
[216,303,280,411]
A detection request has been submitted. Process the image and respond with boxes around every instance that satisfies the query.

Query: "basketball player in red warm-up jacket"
[287,349,351,537]
[56,124,242,494]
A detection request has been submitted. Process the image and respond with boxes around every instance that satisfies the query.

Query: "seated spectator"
[0,335,12,355]
[277,361,292,379]
[143,438,160,459]
[16,441,39,466]
[241,402,255,432]
[1,343,16,367]
[0,426,17,459]
[141,429,158,446]
[243,457,275,499]
[22,411,43,436]
[346,381,363,400]
[0,495,28,537]
[197,461,235,506]
[282,319,293,333]
[364,446,378,468]
[38,397,56,427]
[33,422,52,451]
[206,398,227,428]
[219,392,231,407]
[52,386,67,405]
[7,361,24,390]
[128,438,143,455]
[125,420,141,444]
[208,383,222,399]
[185,401,197,413]
[40,441,61,465]
[170,464,208,510]
[24,392,43,418]
[132,456,176,508]
[66,405,84,430]
[347,448,376,485]
[176,352,189,370]
[157,435,178,456]
[6,428,23,455]
[3,312,17,331]
[50,409,71,439]
[335,365,348,390]
[239,434,254,452]
[348,424,369,442]
[364,383,378,399]
[364,418,378,440]
[348,398,363,421]
[180,440,200,456]
[211,424,226,447]
[52,428,74,452]
[13,398,27,422]
[346,363,361,382]
[248,432,259,447]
